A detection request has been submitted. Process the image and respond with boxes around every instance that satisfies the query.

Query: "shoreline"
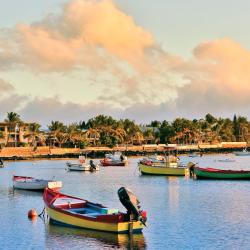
[0,142,247,160]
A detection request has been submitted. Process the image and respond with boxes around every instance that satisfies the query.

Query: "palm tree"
[85,128,100,146]
[25,123,45,150]
[48,121,66,147]
[65,123,87,147]
[4,112,22,147]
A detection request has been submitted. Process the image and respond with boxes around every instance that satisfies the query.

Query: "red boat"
[43,187,147,233]
[100,152,128,167]
[100,159,127,167]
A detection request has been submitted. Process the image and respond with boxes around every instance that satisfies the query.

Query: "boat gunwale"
[195,167,250,174]
[138,163,186,170]
[13,175,35,181]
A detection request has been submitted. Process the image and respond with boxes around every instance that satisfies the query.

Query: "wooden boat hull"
[100,160,127,167]
[43,189,144,234]
[193,167,250,179]
[139,163,185,176]
[45,205,143,233]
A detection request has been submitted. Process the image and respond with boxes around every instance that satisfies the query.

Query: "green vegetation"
[1,113,250,148]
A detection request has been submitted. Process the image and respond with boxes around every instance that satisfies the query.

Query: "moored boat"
[13,175,62,191]
[139,153,186,176]
[66,160,100,172]
[191,166,250,179]
[43,187,147,234]
[234,149,250,156]
[139,163,186,176]
[100,152,128,167]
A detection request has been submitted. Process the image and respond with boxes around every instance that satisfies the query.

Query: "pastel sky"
[0,0,250,125]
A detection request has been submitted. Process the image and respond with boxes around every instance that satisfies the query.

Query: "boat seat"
[100,208,119,214]
[68,208,100,217]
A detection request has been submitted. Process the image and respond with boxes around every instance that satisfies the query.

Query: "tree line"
[1,112,250,148]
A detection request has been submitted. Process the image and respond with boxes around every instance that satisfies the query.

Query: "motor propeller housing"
[118,187,147,225]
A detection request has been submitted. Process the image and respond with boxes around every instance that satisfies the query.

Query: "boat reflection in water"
[45,224,146,249]
[12,188,44,197]
[167,177,180,211]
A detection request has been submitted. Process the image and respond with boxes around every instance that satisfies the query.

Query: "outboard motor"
[89,160,96,172]
[118,187,147,225]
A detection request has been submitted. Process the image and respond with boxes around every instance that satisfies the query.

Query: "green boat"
[192,166,250,180]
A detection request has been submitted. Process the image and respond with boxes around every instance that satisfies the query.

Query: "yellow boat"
[139,152,186,176]
[139,163,186,176]
[43,187,147,234]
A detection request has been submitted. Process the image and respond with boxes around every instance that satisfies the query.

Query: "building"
[0,122,33,147]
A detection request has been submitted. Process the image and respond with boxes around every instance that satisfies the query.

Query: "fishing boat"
[43,187,147,234]
[190,165,250,179]
[234,149,250,156]
[139,150,186,176]
[139,163,186,176]
[100,152,128,167]
[66,160,100,172]
[13,175,62,191]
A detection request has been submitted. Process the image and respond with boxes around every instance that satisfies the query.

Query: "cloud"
[0,78,15,93]
[14,0,155,72]
[19,97,120,126]
[0,2,250,120]
[0,79,25,117]
[0,0,183,108]
[172,38,250,117]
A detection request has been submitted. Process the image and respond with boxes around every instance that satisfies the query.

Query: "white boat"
[66,156,100,171]
[234,149,250,156]
[13,175,62,191]
[66,161,100,171]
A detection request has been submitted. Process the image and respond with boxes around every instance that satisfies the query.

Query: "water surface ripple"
[0,154,250,249]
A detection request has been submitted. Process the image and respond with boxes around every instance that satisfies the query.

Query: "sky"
[0,0,250,126]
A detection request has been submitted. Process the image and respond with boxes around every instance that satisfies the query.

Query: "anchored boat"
[139,148,186,176]
[190,165,250,179]
[43,187,147,234]
[13,175,62,191]
[66,159,100,172]
[234,149,250,156]
[139,162,186,176]
[100,152,128,167]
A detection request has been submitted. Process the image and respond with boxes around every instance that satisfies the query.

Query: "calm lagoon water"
[1,154,250,250]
